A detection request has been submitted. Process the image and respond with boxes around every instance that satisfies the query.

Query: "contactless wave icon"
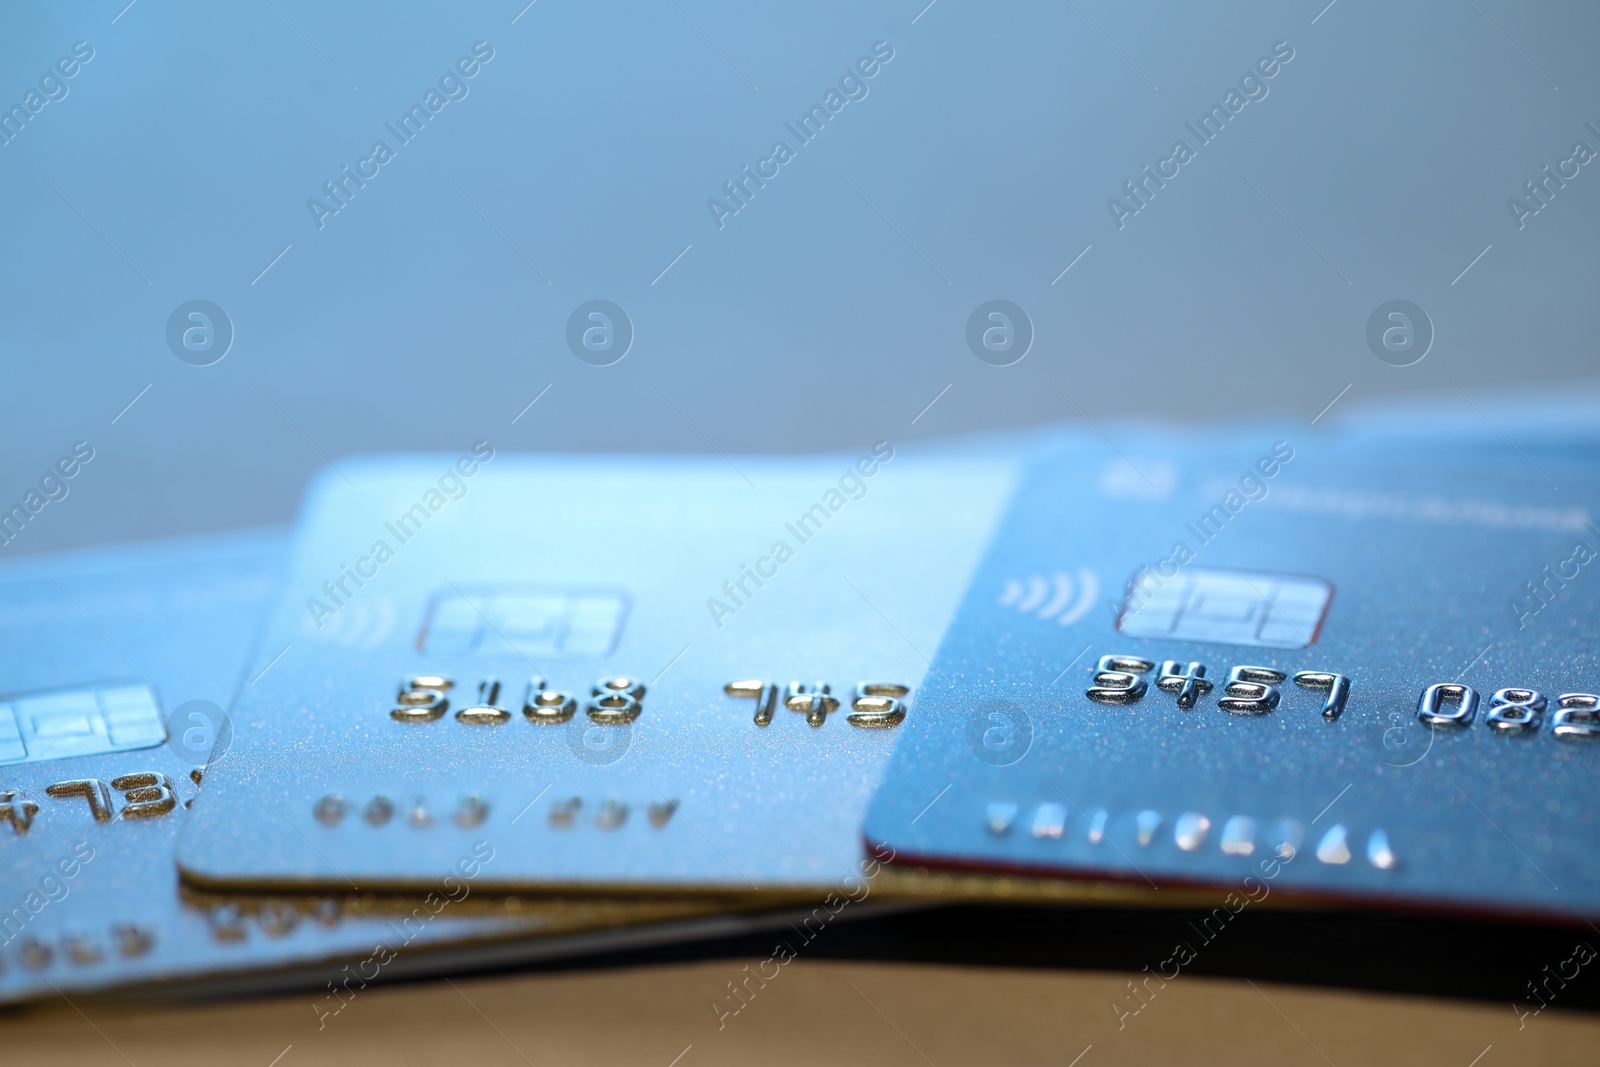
[309,597,397,650]
[998,569,1099,626]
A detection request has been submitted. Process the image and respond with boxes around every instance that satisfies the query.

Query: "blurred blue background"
[1,0,1596,552]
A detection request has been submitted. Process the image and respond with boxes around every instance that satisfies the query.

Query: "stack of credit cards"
[3,420,1595,1005]
[0,531,802,1003]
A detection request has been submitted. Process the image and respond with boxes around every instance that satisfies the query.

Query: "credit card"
[863,435,1600,922]
[174,449,1121,897]
[0,531,736,1003]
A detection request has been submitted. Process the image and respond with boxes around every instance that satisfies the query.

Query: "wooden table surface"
[3,958,1591,1067]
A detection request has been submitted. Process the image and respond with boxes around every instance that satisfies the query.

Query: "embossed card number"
[390,675,643,726]
[1085,653,1596,743]
[1086,655,1350,719]
[1,771,182,836]
[390,675,911,729]
[1416,685,1598,740]
[724,680,909,728]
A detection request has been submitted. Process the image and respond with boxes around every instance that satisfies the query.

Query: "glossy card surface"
[863,437,1600,922]
[0,531,726,1003]
[179,451,1026,894]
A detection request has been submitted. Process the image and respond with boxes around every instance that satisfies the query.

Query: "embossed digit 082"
[1414,684,1600,742]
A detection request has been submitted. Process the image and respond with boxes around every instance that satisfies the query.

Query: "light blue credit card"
[177,448,1020,894]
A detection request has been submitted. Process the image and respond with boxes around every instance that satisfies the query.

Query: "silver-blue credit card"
[0,531,736,1004]
[175,451,1069,896]
[862,435,1600,923]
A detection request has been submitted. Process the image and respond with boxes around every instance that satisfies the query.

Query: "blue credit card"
[863,434,1600,922]
[175,451,1056,895]
[0,530,739,1003]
